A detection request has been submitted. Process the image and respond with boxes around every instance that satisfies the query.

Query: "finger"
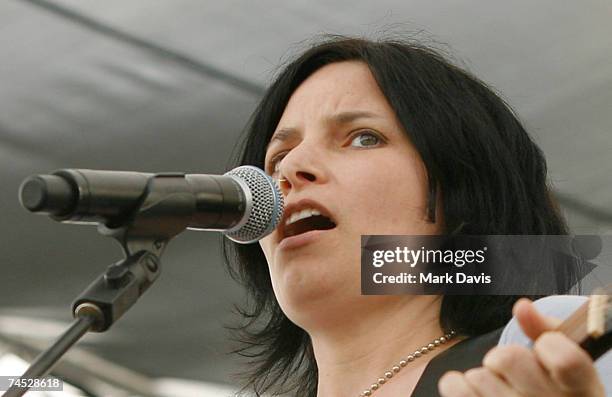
[513,298,560,341]
[463,367,522,397]
[534,331,605,394]
[483,345,556,397]
[439,371,480,397]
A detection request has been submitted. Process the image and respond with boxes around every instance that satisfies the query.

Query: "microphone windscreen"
[223,166,284,244]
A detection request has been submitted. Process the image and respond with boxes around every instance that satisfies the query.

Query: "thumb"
[513,298,561,341]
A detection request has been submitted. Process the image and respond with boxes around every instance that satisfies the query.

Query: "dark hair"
[222,36,569,396]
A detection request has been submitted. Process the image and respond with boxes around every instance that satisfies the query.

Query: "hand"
[437,298,606,396]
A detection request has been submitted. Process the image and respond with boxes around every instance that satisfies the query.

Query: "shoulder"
[498,295,612,396]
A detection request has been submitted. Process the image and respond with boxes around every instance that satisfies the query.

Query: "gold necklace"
[358,330,456,397]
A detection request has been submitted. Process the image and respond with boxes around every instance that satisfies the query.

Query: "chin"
[275,266,359,317]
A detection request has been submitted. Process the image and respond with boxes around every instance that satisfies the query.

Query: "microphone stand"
[2,316,94,397]
[3,174,198,397]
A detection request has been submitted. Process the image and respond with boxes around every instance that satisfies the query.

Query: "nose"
[276,142,327,194]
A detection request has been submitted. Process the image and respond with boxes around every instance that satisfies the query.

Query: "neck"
[309,296,451,397]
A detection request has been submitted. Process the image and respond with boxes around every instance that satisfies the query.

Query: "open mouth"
[280,202,338,241]
[283,214,336,238]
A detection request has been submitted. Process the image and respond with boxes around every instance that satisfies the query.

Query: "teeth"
[286,208,322,226]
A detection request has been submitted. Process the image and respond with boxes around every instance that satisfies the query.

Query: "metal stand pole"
[2,315,94,397]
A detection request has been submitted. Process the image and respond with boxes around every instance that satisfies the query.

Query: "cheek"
[341,155,431,233]
[258,236,274,265]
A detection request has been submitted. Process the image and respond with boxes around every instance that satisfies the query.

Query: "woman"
[223,37,609,396]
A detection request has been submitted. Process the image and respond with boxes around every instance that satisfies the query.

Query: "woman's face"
[259,61,441,326]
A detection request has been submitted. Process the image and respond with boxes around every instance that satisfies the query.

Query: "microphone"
[18,166,284,244]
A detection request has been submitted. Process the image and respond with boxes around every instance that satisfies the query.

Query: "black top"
[411,327,504,397]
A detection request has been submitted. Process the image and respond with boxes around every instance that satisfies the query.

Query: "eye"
[266,151,287,179]
[350,131,383,148]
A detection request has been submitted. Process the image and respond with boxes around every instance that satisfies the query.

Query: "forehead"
[277,61,394,126]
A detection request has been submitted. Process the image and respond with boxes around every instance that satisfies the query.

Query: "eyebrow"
[268,128,297,147]
[267,110,382,148]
